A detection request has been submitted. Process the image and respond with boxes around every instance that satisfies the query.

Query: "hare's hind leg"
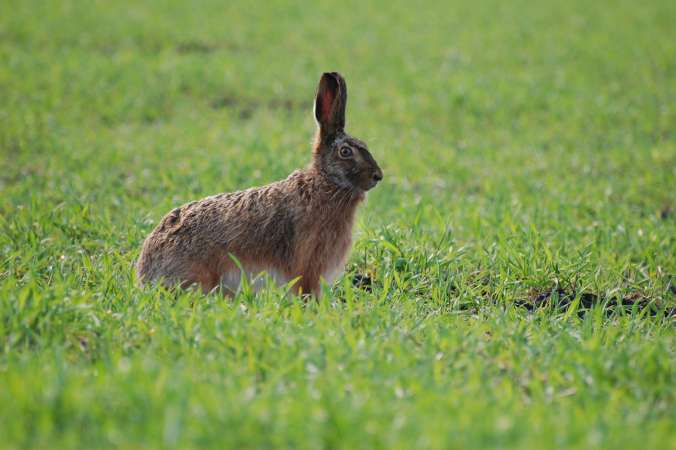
[176,261,220,294]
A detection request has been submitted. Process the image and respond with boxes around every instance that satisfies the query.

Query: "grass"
[0,0,674,448]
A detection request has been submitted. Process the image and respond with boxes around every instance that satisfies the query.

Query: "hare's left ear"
[314,72,347,140]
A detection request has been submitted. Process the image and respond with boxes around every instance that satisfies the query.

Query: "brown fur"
[136,72,382,295]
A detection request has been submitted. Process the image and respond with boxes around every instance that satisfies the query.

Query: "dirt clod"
[515,286,674,318]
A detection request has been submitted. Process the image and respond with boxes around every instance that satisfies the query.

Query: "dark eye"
[339,146,353,158]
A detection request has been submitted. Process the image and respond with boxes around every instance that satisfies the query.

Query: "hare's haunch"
[136,72,383,295]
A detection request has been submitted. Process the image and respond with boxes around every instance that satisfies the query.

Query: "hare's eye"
[339,147,353,158]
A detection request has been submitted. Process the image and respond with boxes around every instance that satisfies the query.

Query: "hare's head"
[312,72,382,192]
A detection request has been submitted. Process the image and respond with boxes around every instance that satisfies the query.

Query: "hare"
[136,72,382,295]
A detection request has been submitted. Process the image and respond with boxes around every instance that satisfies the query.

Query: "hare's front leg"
[294,270,320,296]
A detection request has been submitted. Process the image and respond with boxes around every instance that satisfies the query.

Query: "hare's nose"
[372,169,383,183]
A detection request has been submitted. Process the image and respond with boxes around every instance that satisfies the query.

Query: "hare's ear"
[314,72,347,139]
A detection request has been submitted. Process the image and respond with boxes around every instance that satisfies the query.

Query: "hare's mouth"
[363,173,382,191]
[363,179,380,191]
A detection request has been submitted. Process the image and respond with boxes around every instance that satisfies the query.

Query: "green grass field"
[1,0,674,448]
